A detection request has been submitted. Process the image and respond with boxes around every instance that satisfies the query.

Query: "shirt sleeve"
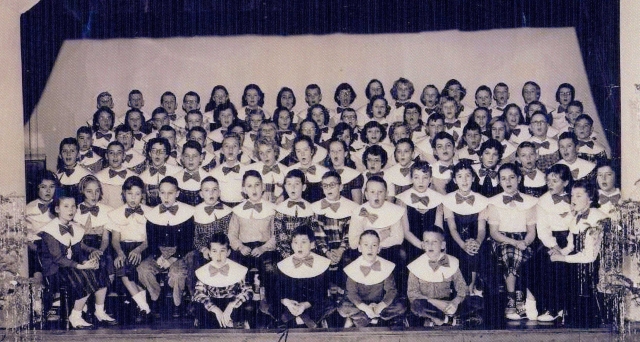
[193,281,215,309]
[227,213,242,251]
[564,225,604,264]
[261,215,276,251]
[345,277,364,307]
[525,206,537,225]
[407,273,424,302]
[41,233,78,269]
[381,273,398,306]
[451,269,468,305]
[348,212,364,249]
[486,204,500,226]
[536,205,557,248]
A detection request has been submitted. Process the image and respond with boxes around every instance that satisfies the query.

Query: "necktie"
[95,131,112,140]
[300,165,316,175]
[243,201,263,213]
[521,168,537,180]
[222,165,240,175]
[455,193,475,205]
[479,168,497,179]
[79,204,99,216]
[125,206,144,218]
[599,193,621,205]
[262,164,281,175]
[428,256,450,271]
[503,193,524,204]
[59,224,74,237]
[360,260,381,276]
[250,133,258,142]
[159,204,179,215]
[320,199,340,212]
[359,208,378,224]
[444,121,461,129]
[366,171,384,178]
[37,202,49,214]
[292,256,314,268]
[400,166,411,177]
[577,140,595,149]
[204,202,224,216]
[552,193,570,204]
[439,164,454,174]
[467,148,479,156]
[535,141,550,150]
[209,264,230,277]
[109,169,127,179]
[288,201,306,210]
[149,165,166,177]
[410,193,430,207]
[183,171,201,183]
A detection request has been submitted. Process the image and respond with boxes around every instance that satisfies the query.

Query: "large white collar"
[108,204,149,226]
[232,200,276,220]
[407,253,459,283]
[289,163,329,182]
[176,168,210,190]
[343,255,395,286]
[311,197,359,219]
[556,158,596,179]
[40,218,85,246]
[570,208,608,234]
[442,191,489,215]
[74,202,114,228]
[333,166,361,184]
[195,260,248,288]
[277,253,331,279]
[194,202,233,223]
[139,163,182,185]
[353,201,405,228]
[275,198,314,217]
[537,192,571,214]
[95,167,135,186]
[385,163,413,185]
[57,165,91,185]
[489,192,538,210]
[396,188,444,210]
[145,202,195,225]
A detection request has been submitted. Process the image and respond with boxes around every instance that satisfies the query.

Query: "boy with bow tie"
[210,133,249,207]
[516,142,547,198]
[338,230,406,328]
[95,141,136,208]
[176,140,209,206]
[472,139,505,198]
[76,126,104,174]
[192,233,253,329]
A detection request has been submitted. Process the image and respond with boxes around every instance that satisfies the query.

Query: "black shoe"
[172,305,181,318]
[135,309,150,324]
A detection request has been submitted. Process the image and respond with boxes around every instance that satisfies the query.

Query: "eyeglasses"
[321,182,340,189]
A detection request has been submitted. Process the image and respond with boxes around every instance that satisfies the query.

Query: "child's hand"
[444,302,458,315]
[223,303,235,327]
[358,303,377,318]
[548,246,562,256]
[239,245,252,256]
[372,302,387,316]
[77,258,98,270]
[210,306,227,327]
[114,253,126,269]
[514,241,527,251]
[250,246,264,257]
[550,254,565,262]
[200,247,210,260]
[89,249,103,261]
[128,250,142,265]
[327,250,342,264]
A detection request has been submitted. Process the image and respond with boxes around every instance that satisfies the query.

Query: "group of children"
[25,78,620,330]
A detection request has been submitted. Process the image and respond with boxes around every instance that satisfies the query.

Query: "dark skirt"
[53,266,106,301]
[114,241,145,282]
[81,234,113,283]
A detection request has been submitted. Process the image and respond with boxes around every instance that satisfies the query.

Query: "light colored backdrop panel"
[26,28,605,171]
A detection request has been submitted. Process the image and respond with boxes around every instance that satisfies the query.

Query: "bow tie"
[124,154,134,163]
[557,106,567,114]
[425,107,437,115]
[38,202,49,214]
[109,169,127,179]
[59,224,74,237]
[479,168,497,179]
[366,171,383,178]
[455,193,475,205]
[577,140,595,149]
[439,164,454,174]
[159,204,179,215]
[319,127,329,134]
[79,204,99,216]
[400,166,412,177]
[292,256,314,268]
[79,151,94,161]
[222,165,240,175]
[169,150,178,159]
[575,210,590,224]
[124,206,144,218]
[249,133,258,142]
[204,202,224,216]
[95,131,112,140]
[149,165,166,177]
[410,193,430,207]
[60,167,75,177]
[209,264,230,277]
[521,168,537,180]
[599,193,621,205]
[534,141,550,150]
[503,193,524,204]
[243,201,262,213]
[444,120,461,129]
[183,171,201,183]
[360,260,381,276]
[133,132,143,141]
[300,165,316,175]
[262,164,280,175]
[288,200,306,210]
[320,199,340,212]
[511,128,521,136]
[359,208,379,224]
[168,114,177,121]
[467,148,479,156]
[571,168,580,179]
[395,102,406,109]
[552,193,570,204]
[428,256,450,271]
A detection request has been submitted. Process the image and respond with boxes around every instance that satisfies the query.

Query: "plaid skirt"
[55,266,106,301]
[492,232,532,277]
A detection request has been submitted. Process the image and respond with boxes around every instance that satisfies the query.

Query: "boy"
[420,85,440,118]
[338,230,406,327]
[267,225,333,328]
[408,227,479,326]
[440,96,463,143]
[295,84,324,125]
[187,126,218,172]
[143,107,170,144]
[596,163,620,217]
[574,114,609,164]
[388,78,414,123]
[114,124,146,174]
[403,102,428,141]
[385,138,416,197]
[76,126,103,174]
[527,111,560,171]
[158,125,180,166]
[474,85,493,111]
[516,142,547,197]
[430,132,457,195]
[456,122,484,164]
[94,141,135,208]
[211,133,249,206]
[175,140,209,206]
[492,83,510,113]
[246,136,288,203]
[139,137,182,207]
[193,176,233,259]
[555,132,596,183]
[472,139,504,198]
[415,113,445,165]
[360,145,394,201]
[192,233,253,329]
[125,89,148,124]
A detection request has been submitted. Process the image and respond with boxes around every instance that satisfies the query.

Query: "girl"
[242,109,266,158]
[442,79,471,122]
[56,137,91,203]
[276,87,297,113]
[91,107,116,156]
[281,119,327,166]
[208,102,239,151]
[388,122,411,146]
[403,102,428,142]
[420,84,440,118]
[440,96,464,144]
[333,83,357,128]
[356,79,385,128]
[26,171,58,282]
[503,103,531,146]
[388,78,414,123]
[472,107,492,137]
[338,109,364,152]
[203,85,230,128]
[239,84,271,121]
[39,192,116,328]
[246,136,288,204]
[366,95,392,131]
[109,176,152,321]
[471,139,504,198]
[516,142,548,198]
[385,138,416,197]
[307,104,332,144]
[552,83,576,127]
[324,138,363,204]
[489,116,517,164]
[273,106,296,153]
[288,136,329,203]
[139,137,181,207]
[354,121,395,171]
[210,133,250,207]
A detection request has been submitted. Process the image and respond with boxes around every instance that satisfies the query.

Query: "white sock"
[95,304,106,314]
[132,290,150,313]
[69,309,82,320]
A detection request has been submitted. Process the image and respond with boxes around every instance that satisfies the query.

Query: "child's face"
[186,113,203,130]
[527,103,543,118]
[98,95,113,108]
[230,127,245,145]
[480,147,500,169]
[291,234,314,258]
[464,129,482,150]
[337,89,353,107]
[529,114,549,138]
[310,108,325,127]
[505,107,521,127]
[245,89,261,107]
[106,145,125,168]
[82,181,101,206]
[127,112,144,132]
[159,131,176,149]
[341,111,358,128]
[208,242,230,267]
[490,122,506,141]
[570,187,590,213]
[396,83,410,101]
[404,107,420,127]
[247,114,264,132]
[124,186,143,208]
[422,232,445,260]
[475,90,492,108]
[366,127,382,144]
[219,109,235,128]
[338,129,353,146]
[129,93,144,109]
[566,107,582,126]
[284,177,305,201]
[38,179,56,202]
[257,144,276,165]
[597,166,616,192]
[243,175,264,203]
[161,95,177,114]
[411,169,431,193]
[277,110,292,130]
[367,82,384,99]
[199,181,221,205]
[294,140,313,166]
[522,84,539,104]
[181,147,203,171]
[158,182,179,207]
[213,89,228,106]
[546,173,567,195]
[517,146,538,170]
[153,113,170,130]
[365,181,387,208]
[300,122,317,141]
[221,138,240,163]
[305,88,322,106]
[279,91,294,110]
[557,87,572,106]
[371,99,387,119]
[183,95,200,112]
[434,138,454,162]
[441,100,457,120]
[77,133,93,152]
[474,110,489,129]
[394,141,414,166]
[498,168,520,195]
[97,111,112,131]
[358,234,380,263]
[329,141,346,167]
[494,86,509,105]
[259,124,277,140]
[558,138,577,162]
[55,197,76,223]
[149,142,168,167]
[365,154,383,173]
[454,168,474,194]
[116,131,134,150]
[60,144,79,167]
[392,126,410,143]
[188,132,207,149]
[422,87,439,107]
[321,176,342,201]
[427,119,444,137]
[447,84,463,102]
